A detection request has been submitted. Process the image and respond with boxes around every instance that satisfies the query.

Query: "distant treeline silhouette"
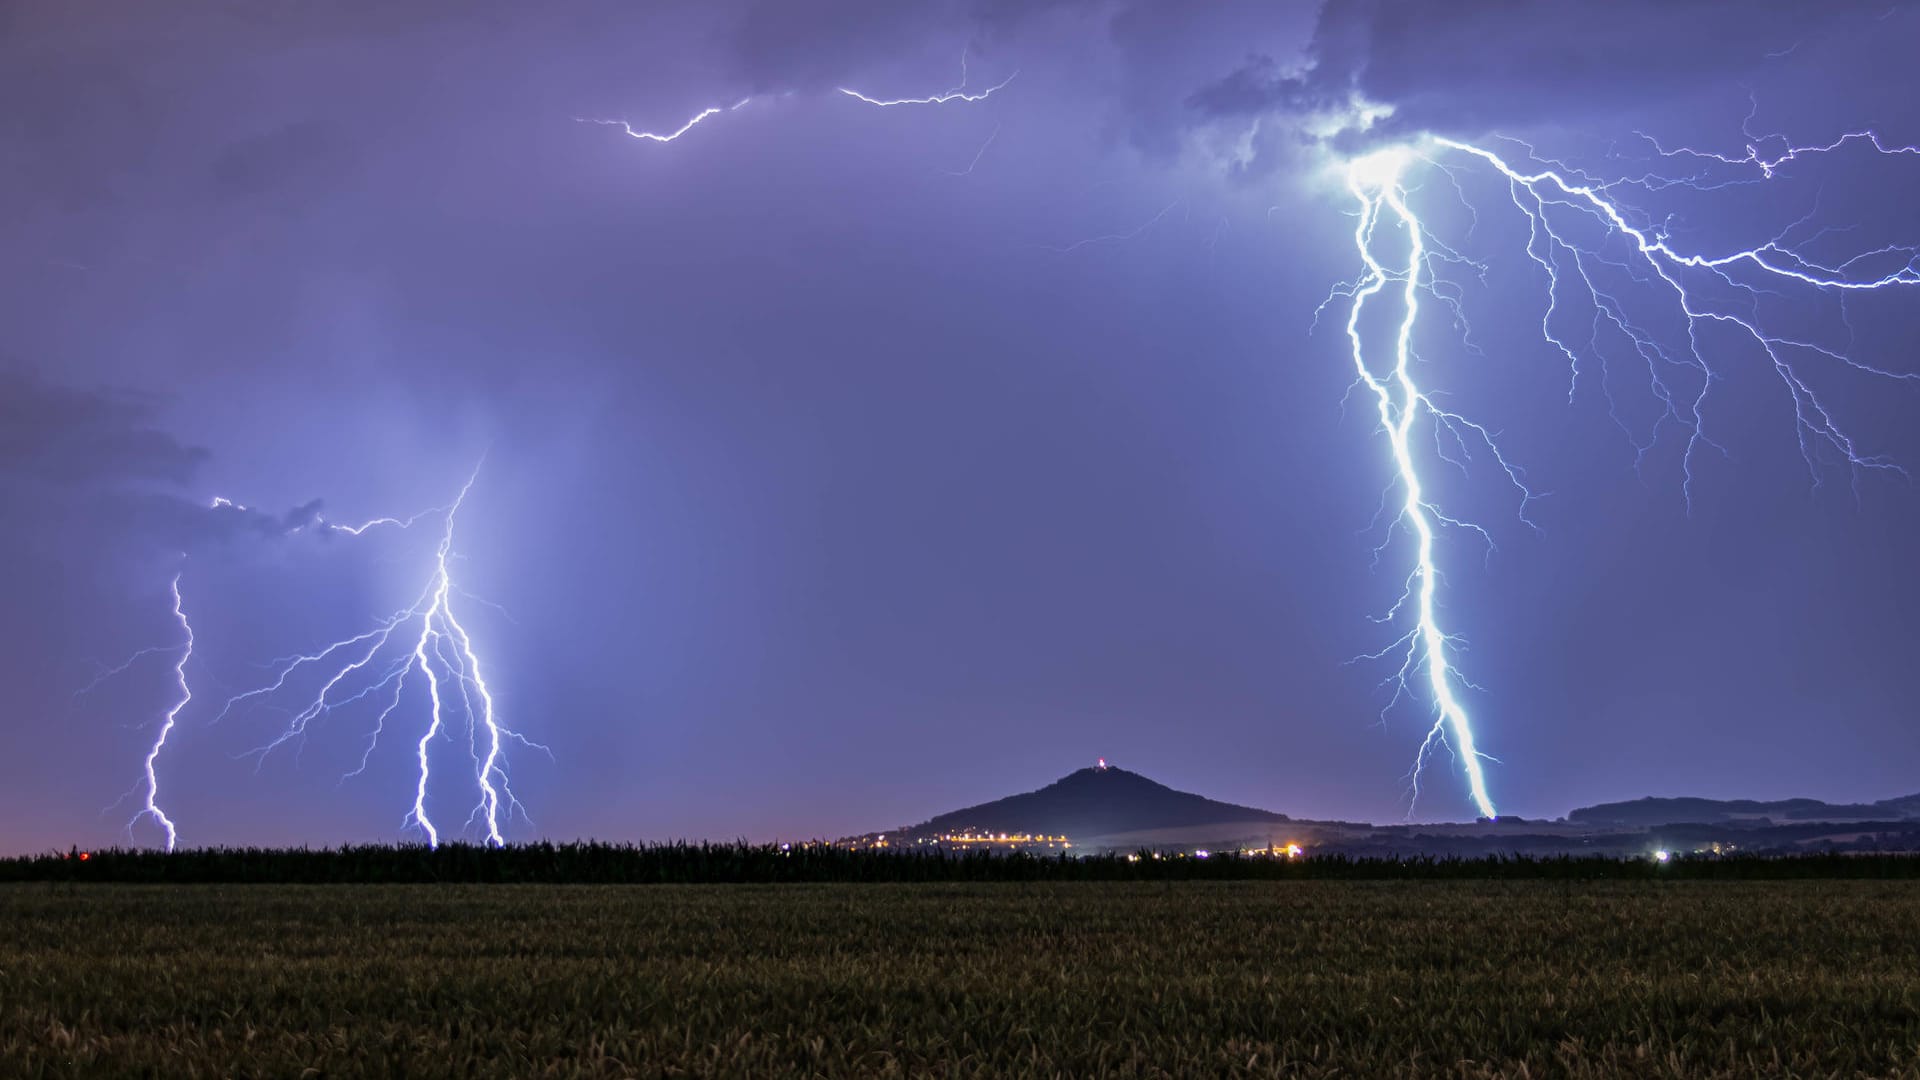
[6,842,1920,883]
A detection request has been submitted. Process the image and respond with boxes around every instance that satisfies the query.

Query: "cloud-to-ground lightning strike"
[1340,148,1500,819]
[100,572,195,851]
[212,468,543,848]
[1331,124,1918,816]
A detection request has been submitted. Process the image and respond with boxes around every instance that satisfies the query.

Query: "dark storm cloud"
[0,370,205,487]
[1104,0,1320,158]
[1188,0,1898,151]
[0,369,328,553]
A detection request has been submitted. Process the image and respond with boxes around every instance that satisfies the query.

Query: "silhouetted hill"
[905,766,1288,839]
[1874,793,1920,818]
[1568,794,1920,827]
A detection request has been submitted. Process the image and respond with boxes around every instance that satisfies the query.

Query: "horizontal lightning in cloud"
[208,494,449,536]
[837,49,1016,107]
[578,50,1010,147]
[576,98,755,143]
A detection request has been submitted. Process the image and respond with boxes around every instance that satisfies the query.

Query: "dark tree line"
[6,842,1920,884]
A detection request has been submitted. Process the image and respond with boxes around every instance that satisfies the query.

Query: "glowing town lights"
[1654,849,1672,864]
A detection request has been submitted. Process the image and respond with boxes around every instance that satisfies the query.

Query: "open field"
[6,881,1920,1077]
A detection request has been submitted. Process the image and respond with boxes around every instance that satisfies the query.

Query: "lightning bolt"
[320,505,449,536]
[579,49,1009,146]
[836,49,1016,107]
[112,572,193,851]
[207,493,446,536]
[1340,148,1502,820]
[209,466,544,848]
[1331,123,1918,816]
[576,97,755,143]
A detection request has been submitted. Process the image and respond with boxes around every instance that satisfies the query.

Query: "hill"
[903,765,1289,840]
[1567,794,1920,828]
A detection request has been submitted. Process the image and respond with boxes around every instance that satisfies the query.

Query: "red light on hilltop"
[1096,758,1108,770]
[78,852,90,861]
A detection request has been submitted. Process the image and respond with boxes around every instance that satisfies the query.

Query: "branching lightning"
[578,49,1009,147]
[1339,148,1501,819]
[96,571,194,850]
[1332,124,1919,816]
[836,49,1016,107]
[131,573,197,849]
[215,467,544,848]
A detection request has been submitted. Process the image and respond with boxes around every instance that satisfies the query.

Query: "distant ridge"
[1568,794,1920,828]
[903,766,1288,839]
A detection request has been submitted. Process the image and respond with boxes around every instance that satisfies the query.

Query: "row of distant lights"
[1156,846,1675,863]
[1129,843,1306,862]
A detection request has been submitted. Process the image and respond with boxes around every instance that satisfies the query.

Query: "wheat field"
[5,880,1920,1077]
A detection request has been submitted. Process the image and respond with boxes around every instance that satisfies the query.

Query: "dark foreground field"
[6,882,1920,1077]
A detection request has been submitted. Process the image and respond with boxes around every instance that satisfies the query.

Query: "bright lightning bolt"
[400,475,521,847]
[1329,122,1919,817]
[1340,147,1500,820]
[212,466,544,848]
[837,50,1016,107]
[116,572,193,851]
[579,50,1009,147]
[320,504,448,536]
[576,97,755,143]
[208,493,446,536]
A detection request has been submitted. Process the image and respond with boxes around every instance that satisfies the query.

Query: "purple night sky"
[3,0,1918,852]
